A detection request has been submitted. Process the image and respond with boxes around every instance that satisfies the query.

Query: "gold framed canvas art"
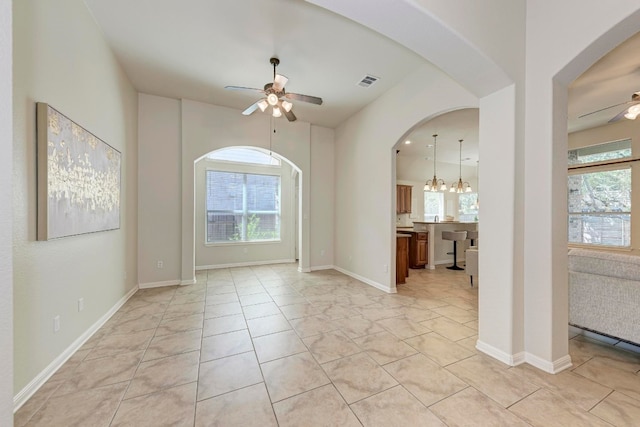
[36,103,121,240]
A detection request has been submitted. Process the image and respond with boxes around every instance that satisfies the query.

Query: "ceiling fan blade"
[273,74,288,92]
[608,107,631,123]
[285,92,323,105]
[242,101,261,116]
[578,100,637,118]
[283,108,297,122]
[225,85,265,94]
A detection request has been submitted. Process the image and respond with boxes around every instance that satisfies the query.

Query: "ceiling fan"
[225,57,323,122]
[579,91,640,123]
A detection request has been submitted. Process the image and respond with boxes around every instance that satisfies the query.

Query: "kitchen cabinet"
[396,185,412,214]
[396,234,410,284]
[409,232,428,269]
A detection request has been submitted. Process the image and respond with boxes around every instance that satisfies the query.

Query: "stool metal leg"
[446,241,464,271]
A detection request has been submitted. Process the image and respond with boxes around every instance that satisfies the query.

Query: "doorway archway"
[193,146,303,272]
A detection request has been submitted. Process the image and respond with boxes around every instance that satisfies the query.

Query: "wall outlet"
[78,298,84,312]
[320,249,325,256]
[53,315,60,333]
[243,248,248,254]
[383,264,388,273]
[157,261,164,269]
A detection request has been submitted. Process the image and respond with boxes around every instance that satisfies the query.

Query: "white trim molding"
[196,259,296,271]
[310,265,335,271]
[476,340,526,366]
[333,266,396,294]
[13,285,138,412]
[476,339,573,373]
[525,353,573,374]
[138,279,180,289]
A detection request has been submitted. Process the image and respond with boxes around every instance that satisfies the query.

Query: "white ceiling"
[568,31,640,133]
[83,0,426,128]
[396,109,479,166]
[83,0,639,155]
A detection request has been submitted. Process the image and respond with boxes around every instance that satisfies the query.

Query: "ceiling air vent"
[357,74,380,88]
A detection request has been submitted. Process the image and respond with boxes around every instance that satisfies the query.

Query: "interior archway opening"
[193,146,303,273]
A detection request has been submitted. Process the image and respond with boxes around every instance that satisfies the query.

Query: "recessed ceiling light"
[405,140,411,145]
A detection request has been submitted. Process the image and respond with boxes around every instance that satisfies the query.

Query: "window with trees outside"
[568,139,631,247]
[206,170,281,243]
[458,193,479,222]
[424,192,444,222]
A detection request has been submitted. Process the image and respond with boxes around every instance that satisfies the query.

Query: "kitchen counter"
[412,221,478,225]
[403,222,478,270]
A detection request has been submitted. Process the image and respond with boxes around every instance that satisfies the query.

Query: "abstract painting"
[36,103,121,240]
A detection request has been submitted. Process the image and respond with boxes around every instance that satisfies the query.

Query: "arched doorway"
[193,146,303,272]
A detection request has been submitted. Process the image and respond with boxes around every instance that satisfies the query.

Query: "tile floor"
[14,264,640,426]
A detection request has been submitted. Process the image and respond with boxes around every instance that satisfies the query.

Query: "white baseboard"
[332,266,396,294]
[196,259,296,270]
[310,265,335,271]
[476,340,573,373]
[181,277,197,285]
[476,340,526,366]
[138,279,180,289]
[525,352,573,374]
[13,285,138,412]
[298,266,311,273]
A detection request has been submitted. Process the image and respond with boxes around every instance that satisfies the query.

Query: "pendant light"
[424,134,447,192]
[449,139,472,193]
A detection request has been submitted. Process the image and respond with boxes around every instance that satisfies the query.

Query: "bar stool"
[442,230,467,270]
[467,230,479,247]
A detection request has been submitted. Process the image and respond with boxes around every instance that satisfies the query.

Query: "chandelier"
[424,134,447,192]
[449,139,472,193]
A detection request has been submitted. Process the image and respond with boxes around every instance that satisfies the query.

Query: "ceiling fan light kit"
[624,104,640,120]
[225,57,323,122]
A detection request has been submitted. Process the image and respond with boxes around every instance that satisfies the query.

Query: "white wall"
[13,0,138,395]
[138,95,335,283]
[334,63,478,293]
[306,0,529,366]
[524,0,640,370]
[194,156,296,268]
[0,0,13,423]
[138,95,182,286]
[310,126,335,269]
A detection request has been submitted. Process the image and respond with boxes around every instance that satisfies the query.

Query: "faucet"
[434,215,439,223]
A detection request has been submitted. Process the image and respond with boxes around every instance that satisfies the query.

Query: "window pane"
[206,170,280,243]
[424,192,443,221]
[246,174,279,211]
[245,213,280,240]
[568,139,630,165]
[458,193,478,222]
[207,213,243,242]
[207,171,243,212]
[568,214,630,246]
[207,147,280,166]
[568,169,631,214]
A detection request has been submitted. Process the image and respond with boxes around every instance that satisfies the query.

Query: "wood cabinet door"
[405,186,412,213]
[417,239,427,265]
[396,185,412,214]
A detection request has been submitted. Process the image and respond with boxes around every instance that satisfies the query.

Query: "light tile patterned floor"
[15,264,640,426]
